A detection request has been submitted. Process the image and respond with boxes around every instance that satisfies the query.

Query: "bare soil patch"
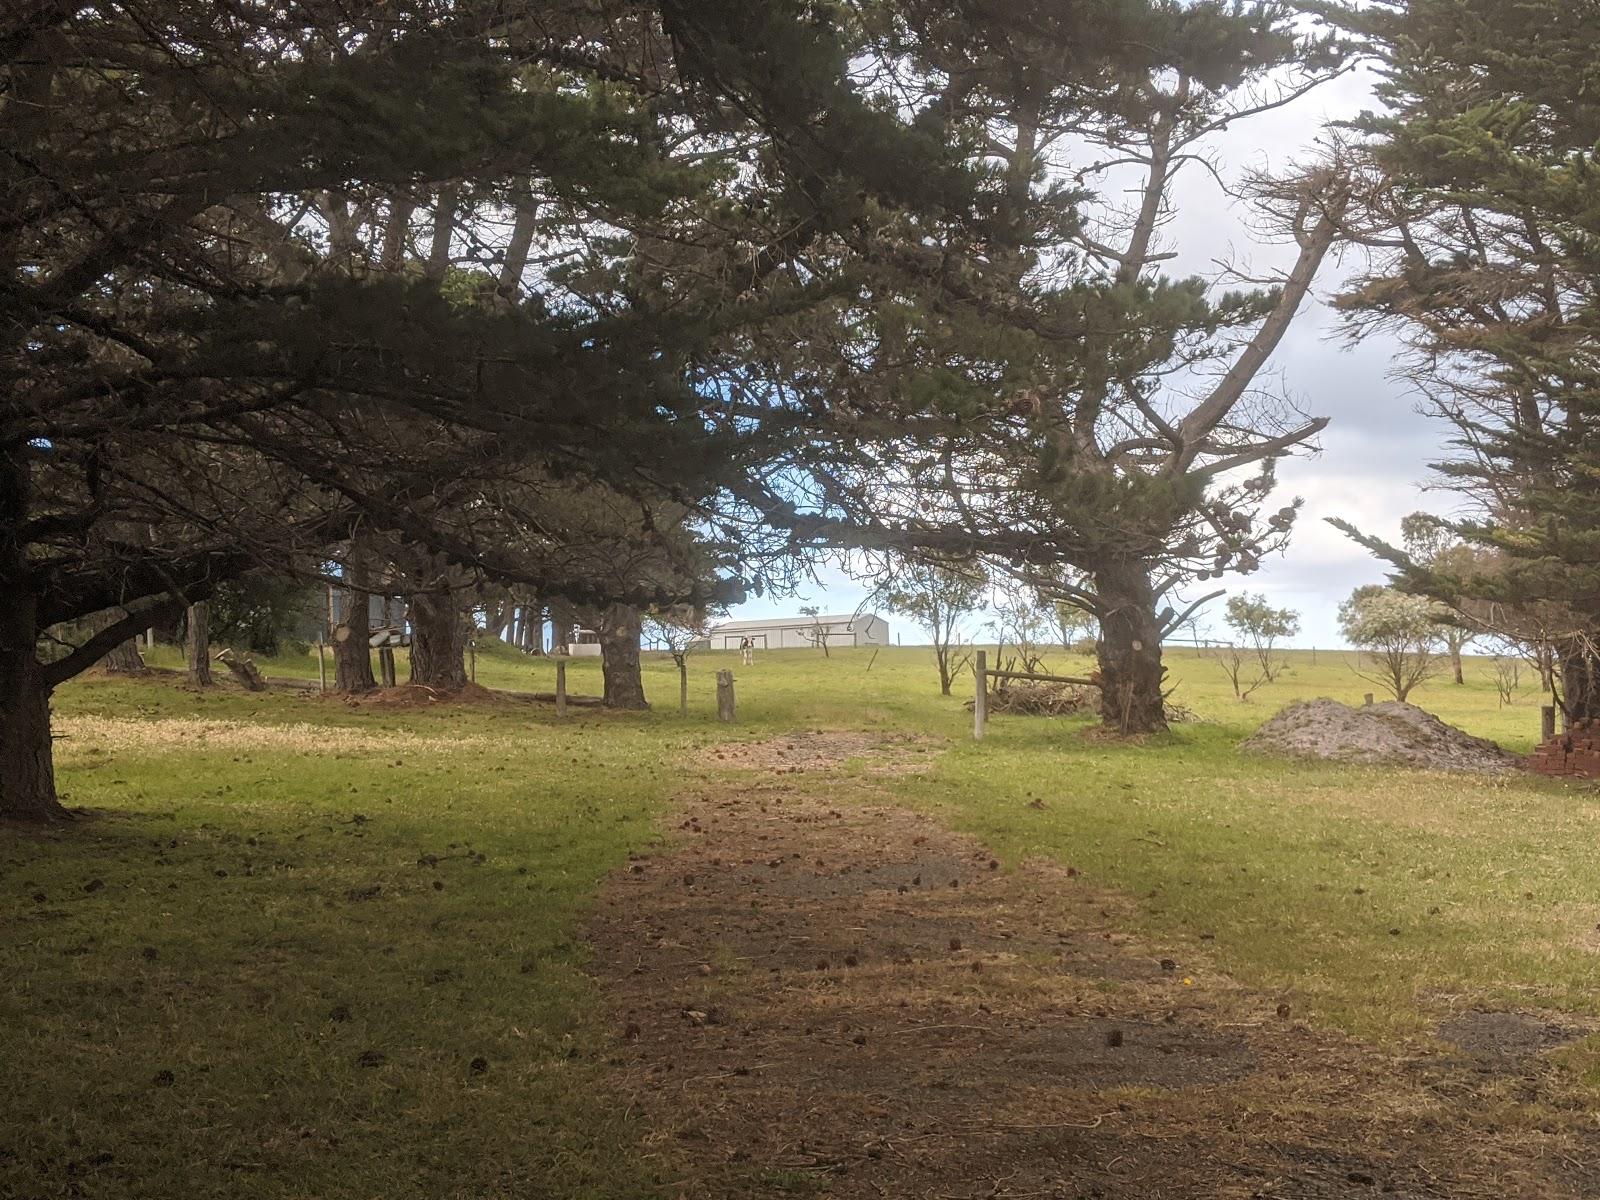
[1437,1010,1590,1060]
[587,732,1596,1198]
[704,729,934,774]
[1241,699,1521,774]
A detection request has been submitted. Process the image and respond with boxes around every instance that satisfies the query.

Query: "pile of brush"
[979,680,1098,716]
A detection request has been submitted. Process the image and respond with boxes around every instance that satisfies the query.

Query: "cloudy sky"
[723,63,1451,649]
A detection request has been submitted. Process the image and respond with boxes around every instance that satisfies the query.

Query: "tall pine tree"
[1321,0,1600,722]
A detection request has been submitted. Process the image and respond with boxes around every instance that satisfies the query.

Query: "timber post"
[1363,692,1374,707]
[716,670,736,723]
[555,658,567,718]
[974,650,987,742]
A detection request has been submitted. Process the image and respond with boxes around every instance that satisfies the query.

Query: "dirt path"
[587,733,1599,1199]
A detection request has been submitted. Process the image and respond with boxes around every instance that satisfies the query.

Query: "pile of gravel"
[1240,698,1521,774]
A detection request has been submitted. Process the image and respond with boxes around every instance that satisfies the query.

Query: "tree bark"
[0,456,65,819]
[1449,637,1465,686]
[94,608,146,674]
[332,600,376,693]
[1091,558,1168,735]
[549,599,575,655]
[185,601,212,686]
[102,637,145,673]
[332,560,376,693]
[485,596,513,642]
[0,650,61,821]
[599,603,649,710]
[1558,640,1600,725]
[408,588,468,690]
[521,603,544,655]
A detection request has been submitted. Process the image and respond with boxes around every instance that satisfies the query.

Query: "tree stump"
[185,601,212,686]
[92,609,146,674]
[215,648,267,691]
[716,670,736,723]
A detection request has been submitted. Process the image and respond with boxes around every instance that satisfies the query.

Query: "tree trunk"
[1558,640,1600,725]
[0,653,62,822]
[332,587,375,693]
[1091,558,1168,735]
[185,601,212,686]
[677,656,689,715]
[408,589,467,690]
[522,603,544,655]
[549,599,575,655]
[93,609,146,674]
[486,598,512,643]
[102,637,145,673]
[0,446,65,821]
[599,603,649,710]
[1450,639,1464,685]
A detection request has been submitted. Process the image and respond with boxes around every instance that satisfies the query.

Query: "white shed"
[707,613,890,651]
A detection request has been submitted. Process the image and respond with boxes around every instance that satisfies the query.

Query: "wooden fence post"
[974,650,987,742]
[1363,692,1374,707]
[1542,705,1557,743]
[555,658,567,718]
[716,669,736,723]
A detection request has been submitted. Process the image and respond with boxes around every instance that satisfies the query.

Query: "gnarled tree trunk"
[408,588,467,690]
[1091,557,1168,735]
[185,601,212,686]
[599,603,648,710]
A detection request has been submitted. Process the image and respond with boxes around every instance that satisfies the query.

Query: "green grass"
[7,682,685,1199]
[5,641,1595,1196]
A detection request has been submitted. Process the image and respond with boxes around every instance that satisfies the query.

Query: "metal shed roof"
[709,613,880,631]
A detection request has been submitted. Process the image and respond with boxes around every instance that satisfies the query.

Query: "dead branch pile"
[978,681,1098,716]
[969,679,1198,724]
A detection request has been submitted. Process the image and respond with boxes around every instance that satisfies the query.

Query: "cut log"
[215,648,267,692]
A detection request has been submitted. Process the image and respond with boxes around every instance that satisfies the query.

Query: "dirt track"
[587,733,1599,1199]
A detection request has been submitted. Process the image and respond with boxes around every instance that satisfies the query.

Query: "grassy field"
[7,639,1599,1196]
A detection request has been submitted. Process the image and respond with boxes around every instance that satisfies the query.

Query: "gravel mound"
[1240,698,1520,774]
